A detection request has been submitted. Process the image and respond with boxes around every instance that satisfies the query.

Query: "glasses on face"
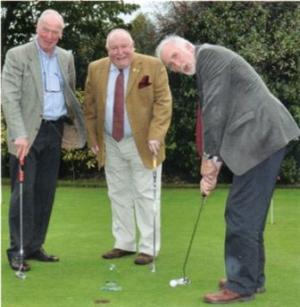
[44,73,61,92]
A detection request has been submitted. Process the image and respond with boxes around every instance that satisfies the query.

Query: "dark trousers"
[224,147,286,295]
[7,120,63,261]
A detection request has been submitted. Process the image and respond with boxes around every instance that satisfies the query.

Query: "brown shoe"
[203,288,254,304]
[219,278,266,294]
[102,248,135,259]
[134,253,153,265]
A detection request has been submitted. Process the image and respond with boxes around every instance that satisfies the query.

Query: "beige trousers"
[104,134,162,256]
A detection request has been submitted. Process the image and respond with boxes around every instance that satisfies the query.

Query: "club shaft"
[19,183,24,257]
[18,158,25,274]
[152,168,157,271]
[182,196,206,279]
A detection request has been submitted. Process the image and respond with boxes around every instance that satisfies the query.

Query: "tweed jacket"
[2,40,86,155]
[84,52,172,169]
[195,44,300,175]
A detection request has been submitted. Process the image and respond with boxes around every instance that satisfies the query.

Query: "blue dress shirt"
[36,39,67,121]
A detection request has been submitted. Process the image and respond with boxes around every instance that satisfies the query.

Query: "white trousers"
[104,135,162,256]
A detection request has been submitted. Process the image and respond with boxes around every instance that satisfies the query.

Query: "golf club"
[169,194,206,287]
[151,155,157,273]
[15,157,26,280]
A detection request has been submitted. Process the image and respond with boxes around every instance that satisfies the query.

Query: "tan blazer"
[84,53,172,169]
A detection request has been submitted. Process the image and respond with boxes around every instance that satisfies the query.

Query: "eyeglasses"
[44,73,61,93]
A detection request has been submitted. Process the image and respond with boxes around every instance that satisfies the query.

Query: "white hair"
[155,35,193,59]
[106,28,134,49]
[37,9,65,29]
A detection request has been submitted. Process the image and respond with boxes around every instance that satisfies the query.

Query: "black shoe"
[26,248,59,262]
[9,257,31,272]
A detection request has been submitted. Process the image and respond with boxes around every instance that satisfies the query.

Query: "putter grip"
[153,157,157,169]
[18,158,25,183]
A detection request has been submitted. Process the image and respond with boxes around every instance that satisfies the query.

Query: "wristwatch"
[203,152,213,160]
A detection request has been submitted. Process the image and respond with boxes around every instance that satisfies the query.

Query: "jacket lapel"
[126,54,142,98]
[27,42,43,104]
[195,45,204,107]
[97,59,109,105]
[57,49,69,84]
[56,49,73,108]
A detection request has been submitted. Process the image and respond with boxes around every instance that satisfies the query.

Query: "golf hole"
[94,299,110,304]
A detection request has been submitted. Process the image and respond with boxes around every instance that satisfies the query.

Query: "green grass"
[2,186,300,307]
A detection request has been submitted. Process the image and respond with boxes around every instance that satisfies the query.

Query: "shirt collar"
[109,63,130,74]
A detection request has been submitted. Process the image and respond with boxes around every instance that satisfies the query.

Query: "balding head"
[106,28,134,50]
[156,34,196,75]
[37,9,65,33]
[106,28,135,69]
[36,9,64,55]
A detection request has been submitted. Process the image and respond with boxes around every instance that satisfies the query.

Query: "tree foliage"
[1,1,138,178]
[1,0,138,88]
[154,1,300,183]
[1,1,299,183]
[130,13,156,55]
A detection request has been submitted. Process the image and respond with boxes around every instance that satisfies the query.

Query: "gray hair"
[37,9,65,29]
[155,35,193,59]
[106,28,134,49]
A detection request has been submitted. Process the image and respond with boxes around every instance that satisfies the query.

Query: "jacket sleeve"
[1,49,27,140]
[68,51,76,91]
[83,63,98,148]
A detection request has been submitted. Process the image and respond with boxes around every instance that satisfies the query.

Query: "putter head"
[180,277,191,285]
[169,277,191,287]
[15,270,26,280]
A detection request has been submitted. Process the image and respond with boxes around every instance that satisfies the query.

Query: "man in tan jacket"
[84,29,172,265]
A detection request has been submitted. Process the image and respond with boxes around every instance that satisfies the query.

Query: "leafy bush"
[1,1,299,183]
[154,1,300,183]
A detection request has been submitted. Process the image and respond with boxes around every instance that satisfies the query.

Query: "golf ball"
[169,280,177,287]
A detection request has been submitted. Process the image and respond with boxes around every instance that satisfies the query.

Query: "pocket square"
[138,75,152,89]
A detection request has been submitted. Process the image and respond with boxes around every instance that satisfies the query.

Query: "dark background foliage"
[1,1,299,183]
[154,1,300,183]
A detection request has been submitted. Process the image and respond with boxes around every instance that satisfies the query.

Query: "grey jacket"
[196,44,300,175]
[2,40,86,156]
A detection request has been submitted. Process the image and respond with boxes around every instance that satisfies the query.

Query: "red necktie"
[195,104,203,157]
[112,69,124,142]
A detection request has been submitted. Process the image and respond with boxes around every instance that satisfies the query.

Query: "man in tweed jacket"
[156,35,299,304]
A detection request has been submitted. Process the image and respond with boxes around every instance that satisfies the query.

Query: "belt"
[42,116,67,124]
[105,133,133,140]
